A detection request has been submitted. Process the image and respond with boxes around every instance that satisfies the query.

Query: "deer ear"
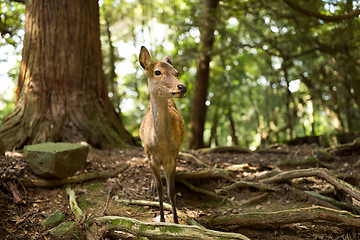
[139,46,151,70]
[162,55,172,65]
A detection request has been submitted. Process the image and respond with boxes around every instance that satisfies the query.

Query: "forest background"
[1,0,359,150]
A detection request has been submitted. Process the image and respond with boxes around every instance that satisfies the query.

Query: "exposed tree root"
[6,181,25,204]
[176,168,236,183]
[51,187,250,240]
[260,168,360,202]
[305,191,360,214]
[203,206,360,230]
[115,198,204,228]
[197,146,253,154]
[179,152,209,168]
[255,148,289,154]
[95,216,249,240]
[276,157,329,168]
[180,179,231,204]
[66,186,84,221]
[327,137,360,155]
[239,193,269,206]
[219,180,281,192]
[17,164,129,188]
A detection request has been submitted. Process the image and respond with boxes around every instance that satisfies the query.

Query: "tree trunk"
[0,0,136,150]
[207,105,220,147]
[282,61,293,140]
[104,17,121,115]
[300,74,343,131]
[187,0,219,149]
[227,105,239,146]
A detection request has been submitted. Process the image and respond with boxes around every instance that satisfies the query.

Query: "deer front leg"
[164,160,178,224]
[150,163,165,222]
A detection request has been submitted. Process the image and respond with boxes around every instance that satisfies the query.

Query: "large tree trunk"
[187,0,219,149]
[0,0,136,150]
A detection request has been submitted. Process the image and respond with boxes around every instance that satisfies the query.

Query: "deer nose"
[178,84,187,94]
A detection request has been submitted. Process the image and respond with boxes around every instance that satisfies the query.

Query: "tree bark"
[0,0,136,150]
[207,105,219,147]
[104,17,121,114]
[187,0,219,149]
[227,105,239,145]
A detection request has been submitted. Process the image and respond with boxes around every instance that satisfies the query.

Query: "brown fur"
[139,46,186,223]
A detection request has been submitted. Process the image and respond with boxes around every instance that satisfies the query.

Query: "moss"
[276,157,322,168]
[77,196,87,210]
[138,224,156,233]
[77,194,106,213]
[42,209,65,226]
[86,181,103,192]
[315,149,331,157]
[120,218,134,230]
[24,142,88,153]
[118,193,126,198]
[159,225,183,234]
[110,218,121,225]
[49,221,79,237]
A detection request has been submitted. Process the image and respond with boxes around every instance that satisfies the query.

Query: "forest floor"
[1,141,360,239]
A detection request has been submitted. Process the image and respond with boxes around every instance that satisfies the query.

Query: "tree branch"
[283,0,360,22]
[10,0,25,3]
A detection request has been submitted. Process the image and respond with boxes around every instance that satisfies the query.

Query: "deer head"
[139,46,187,99]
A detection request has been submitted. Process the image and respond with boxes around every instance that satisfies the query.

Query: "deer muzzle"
[177,84,187,96]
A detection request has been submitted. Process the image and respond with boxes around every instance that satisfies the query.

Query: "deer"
[139,46,187,224]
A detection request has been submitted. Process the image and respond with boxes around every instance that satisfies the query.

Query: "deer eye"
[154,70,161,76]
[176,72,179,77]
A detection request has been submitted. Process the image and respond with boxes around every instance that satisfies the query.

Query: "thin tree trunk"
[187,0,219,149]
[105,18,121,114]
[282,61,293,140]
[207,105,219,147]
[227,105,239,146]
[0,0,136,150]
[300,74,343,131]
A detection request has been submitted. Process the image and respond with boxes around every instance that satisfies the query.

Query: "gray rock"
[24,142,89,178]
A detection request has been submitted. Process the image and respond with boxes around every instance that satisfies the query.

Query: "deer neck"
[150,94,171,140]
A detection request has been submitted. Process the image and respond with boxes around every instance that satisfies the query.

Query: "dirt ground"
[1,143,360,239]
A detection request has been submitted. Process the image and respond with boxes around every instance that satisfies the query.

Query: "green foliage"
[2,0,359,148]
[0,0,24,121]
[90,0,360,147]
[0,0,24,46]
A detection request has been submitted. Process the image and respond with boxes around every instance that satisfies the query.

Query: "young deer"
[139,46,187,224]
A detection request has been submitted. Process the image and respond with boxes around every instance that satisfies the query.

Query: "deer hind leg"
[150,162,165,222]
[150,177,156,193]
[164,160,178,224]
